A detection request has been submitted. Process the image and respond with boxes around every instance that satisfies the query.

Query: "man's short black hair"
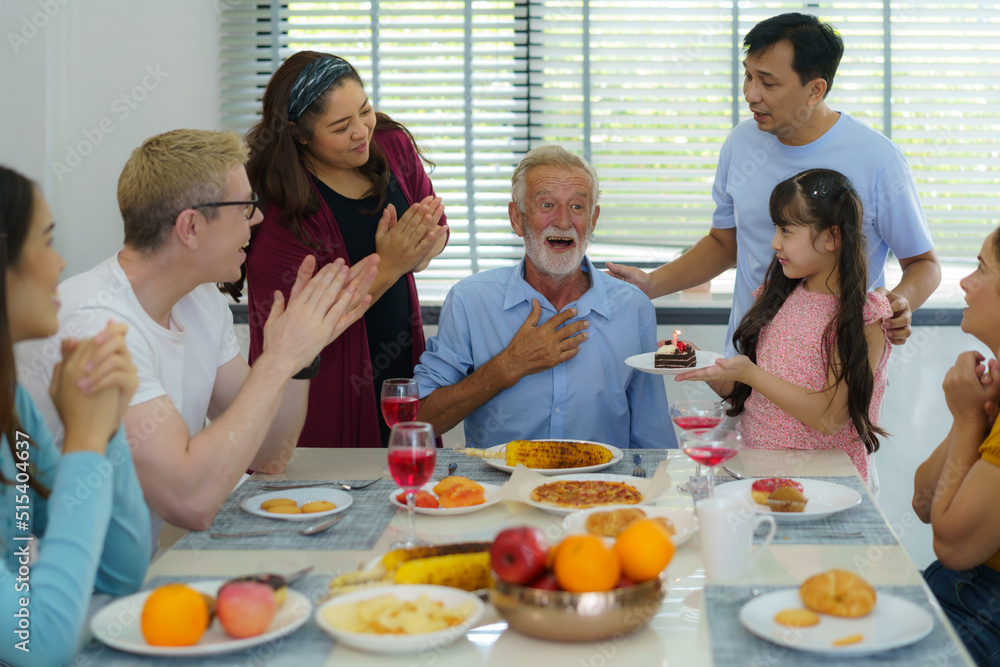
[743,13,844,98]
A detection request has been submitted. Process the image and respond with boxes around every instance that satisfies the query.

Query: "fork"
[210,514,346,538]
[631,454,647,478]
[260,478,382,492]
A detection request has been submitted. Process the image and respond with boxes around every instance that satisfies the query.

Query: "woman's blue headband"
[287,56,355,122]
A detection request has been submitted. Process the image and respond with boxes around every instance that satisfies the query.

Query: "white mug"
[696,495,777,581]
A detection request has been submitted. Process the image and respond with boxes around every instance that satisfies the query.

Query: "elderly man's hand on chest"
[493,299,589,386]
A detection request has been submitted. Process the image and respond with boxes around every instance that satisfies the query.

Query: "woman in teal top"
[0,165,149,667]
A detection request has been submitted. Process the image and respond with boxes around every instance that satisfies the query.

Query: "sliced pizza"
[529,480,642,509]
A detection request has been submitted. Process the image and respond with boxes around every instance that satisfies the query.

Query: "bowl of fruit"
[488,523,672,641]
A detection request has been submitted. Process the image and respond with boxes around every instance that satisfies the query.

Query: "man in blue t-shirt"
[607,12,940,357]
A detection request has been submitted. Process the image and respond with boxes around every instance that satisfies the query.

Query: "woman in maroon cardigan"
[241,52,448,448]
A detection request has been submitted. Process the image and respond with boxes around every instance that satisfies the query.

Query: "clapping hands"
[50,321,137,454]
[943,351,1000,427]
[376,196,447,278]
[262,254,380,375]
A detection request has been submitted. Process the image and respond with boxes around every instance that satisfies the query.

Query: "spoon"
[210,514,345,538]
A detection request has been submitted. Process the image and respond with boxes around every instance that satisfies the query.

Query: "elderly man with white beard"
[414,145,675,449]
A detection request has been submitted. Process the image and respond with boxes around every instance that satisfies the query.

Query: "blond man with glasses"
[17,129,379,550]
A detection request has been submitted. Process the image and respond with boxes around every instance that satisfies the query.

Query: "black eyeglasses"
[192,193,258,221]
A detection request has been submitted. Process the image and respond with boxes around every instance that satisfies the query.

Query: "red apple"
[528,572,560,590]
[491,526,550,585]
[216,581,276,638]
[616,575,635,588]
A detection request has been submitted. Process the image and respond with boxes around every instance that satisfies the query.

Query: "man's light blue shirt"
[415,256,676,449]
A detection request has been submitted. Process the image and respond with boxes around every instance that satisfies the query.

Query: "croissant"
[799,569,876,618]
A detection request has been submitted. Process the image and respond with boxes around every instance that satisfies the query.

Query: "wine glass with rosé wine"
[387,421,437,549]
[669,400,726,495]
[669,400,725,432]
[381,379,420,428]
[680,427,741,499]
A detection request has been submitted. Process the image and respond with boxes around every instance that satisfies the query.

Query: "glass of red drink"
[387,421,436,549]
[680,427,741,498]
[669,400,725,432]
[381,379,420,428]
[669,400,726,490]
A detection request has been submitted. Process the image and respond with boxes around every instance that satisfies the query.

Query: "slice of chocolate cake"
[654,340,696,368]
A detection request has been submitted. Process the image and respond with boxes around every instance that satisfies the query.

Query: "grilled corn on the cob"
[505,440,613,469]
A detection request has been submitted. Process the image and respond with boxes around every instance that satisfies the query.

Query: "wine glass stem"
[706,466,716,497]
[406,489,417,540]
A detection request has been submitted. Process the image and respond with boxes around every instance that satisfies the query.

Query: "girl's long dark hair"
[726,168,887,454]
[0,166,48,496]
[220,51,432,301]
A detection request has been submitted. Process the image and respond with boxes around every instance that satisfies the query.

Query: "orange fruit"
[554,535,621,592]
[545,543,560,571]
[613,518,675,582]
[141,584,210,646]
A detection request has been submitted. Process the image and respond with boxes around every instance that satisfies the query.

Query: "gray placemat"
[80,575,332,666]
[608,448,675,474]
[705,584,971,666]
[434,449,514,484]
[174,478,397,551]
[738,476,898,546]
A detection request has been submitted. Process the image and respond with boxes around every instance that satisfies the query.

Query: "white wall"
[0,0,222,277]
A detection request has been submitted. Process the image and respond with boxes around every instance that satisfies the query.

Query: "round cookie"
[266,505,303,514]
[774,608,820,627]
[301,500,336,513]
[260,497,297,510]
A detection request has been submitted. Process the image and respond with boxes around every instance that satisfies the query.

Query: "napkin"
[496,460,672,507]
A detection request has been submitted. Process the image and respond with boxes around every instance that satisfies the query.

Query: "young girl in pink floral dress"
[678,168,891,482]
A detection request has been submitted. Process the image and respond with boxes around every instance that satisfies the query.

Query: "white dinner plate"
[388,480,503,515]
[625,350,723,376]
[523,473,658,515]
[712,479,862,522]
[90,580,312,657]
[315,584,485,655]
[562,504,698,547]
[482,440,624,476]
[739,589,934,657]
[241,488,353,521]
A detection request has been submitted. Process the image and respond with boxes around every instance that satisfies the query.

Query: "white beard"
[523,224,591,278]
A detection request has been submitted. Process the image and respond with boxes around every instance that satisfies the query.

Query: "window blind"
[221,1,1000,286]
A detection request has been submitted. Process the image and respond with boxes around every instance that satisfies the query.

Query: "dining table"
[81,446,975,666]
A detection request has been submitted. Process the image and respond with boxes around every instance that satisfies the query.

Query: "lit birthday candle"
[672,329,680,347]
